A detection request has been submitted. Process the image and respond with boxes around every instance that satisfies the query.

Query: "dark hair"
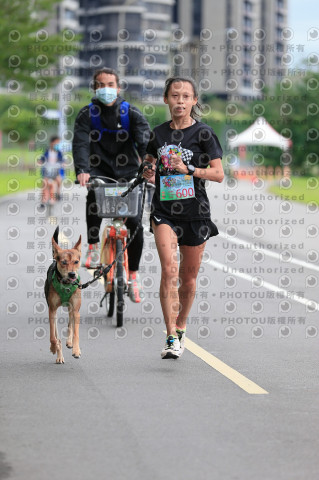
[93,67,120,89]
[50,135,60,144]
[163,76,203,119]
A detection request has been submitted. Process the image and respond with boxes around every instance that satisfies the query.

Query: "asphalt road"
[1,176,319,480]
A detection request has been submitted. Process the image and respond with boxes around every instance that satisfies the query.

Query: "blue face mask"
[96,87,118,105]
[53,143,61,151]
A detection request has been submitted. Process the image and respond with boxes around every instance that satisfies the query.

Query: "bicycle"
[82,176,142,328]
[39,177,59,218]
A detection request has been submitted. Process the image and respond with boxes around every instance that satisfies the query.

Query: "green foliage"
[227,70,319,173]
[268,176,319,204]
[0,107,38,142]
[0,0,79,90]
[0,91,90,148]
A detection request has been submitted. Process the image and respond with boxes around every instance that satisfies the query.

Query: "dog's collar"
[52,268,81,306]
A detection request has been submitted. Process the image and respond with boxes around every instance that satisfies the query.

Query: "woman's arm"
[195,157,224,183]
[170,155,224,183]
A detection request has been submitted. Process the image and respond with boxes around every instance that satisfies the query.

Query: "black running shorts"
[150,215,219,246]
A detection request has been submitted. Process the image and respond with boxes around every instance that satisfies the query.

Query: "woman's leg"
[177,243,206,330]
[56,175,62,199]
[48,179,55,203]
[152,221,179,337]
[42,178,49,203]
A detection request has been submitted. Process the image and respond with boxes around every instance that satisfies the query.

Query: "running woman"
[143,76,224,359]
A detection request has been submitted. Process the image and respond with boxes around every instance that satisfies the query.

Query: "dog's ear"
[52,237,62,260]
[53,226,59,244]
[73,235,82,253]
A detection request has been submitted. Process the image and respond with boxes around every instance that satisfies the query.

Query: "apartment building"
[51,0,288,98]
[78,0,174,100]
[175,0,288,98]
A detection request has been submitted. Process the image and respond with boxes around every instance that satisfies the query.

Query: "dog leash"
[78,180,148,290]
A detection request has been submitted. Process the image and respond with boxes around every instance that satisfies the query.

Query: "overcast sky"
[288,0,319,66]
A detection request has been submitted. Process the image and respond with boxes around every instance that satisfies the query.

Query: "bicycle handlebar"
[121,162,153,197]
[75,164,154,195]
[75,176,129,188]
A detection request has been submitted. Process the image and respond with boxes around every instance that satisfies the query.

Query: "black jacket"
[72,96,151,180]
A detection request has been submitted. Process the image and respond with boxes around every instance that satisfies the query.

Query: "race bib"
[160,175,195,201]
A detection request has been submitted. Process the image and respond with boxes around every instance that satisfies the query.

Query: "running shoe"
[82,243,100,268]
[128,272,141,303]
[176,328,186,357]
[161,335,181,359]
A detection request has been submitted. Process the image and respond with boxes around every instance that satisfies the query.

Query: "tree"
[231,68,319,173]
[0,0,79,90]
[253,70,319,173]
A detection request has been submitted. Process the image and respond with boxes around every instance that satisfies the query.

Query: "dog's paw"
[72,348,81,359]
[66,341,73,349]
[56,356,65,364]
[50,341,57,354]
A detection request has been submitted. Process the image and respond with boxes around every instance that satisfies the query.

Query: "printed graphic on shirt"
[157,143,193,175]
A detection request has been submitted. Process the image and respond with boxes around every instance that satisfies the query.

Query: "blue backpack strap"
[89,102,103,132]
[88,100,130,135]
[119,100,130,133]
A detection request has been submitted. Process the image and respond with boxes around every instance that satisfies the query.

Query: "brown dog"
[45,227,82,364]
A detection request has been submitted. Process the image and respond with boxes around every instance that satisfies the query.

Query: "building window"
[243,16,252,28]
[173,0,178,23]
[243,32,252,43]
[275,55,282,66]
[125,13,141,39]
[146,4,171,14]
[276,27,282,38]
[192,0,202,36]
[65,9,77,20]
[243,47,251,60]
[276,41,284,52]
[244,1,253,13]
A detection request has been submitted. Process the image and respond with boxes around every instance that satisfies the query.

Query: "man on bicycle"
[72,67,151,303]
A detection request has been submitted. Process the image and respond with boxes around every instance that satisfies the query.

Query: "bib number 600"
[176,187,194,198]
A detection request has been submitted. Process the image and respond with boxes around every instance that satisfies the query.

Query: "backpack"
[88,100,130,136]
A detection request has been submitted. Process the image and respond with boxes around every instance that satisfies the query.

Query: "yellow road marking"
[184,337,268,395]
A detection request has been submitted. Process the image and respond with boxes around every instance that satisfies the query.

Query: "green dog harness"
[51,270,80,306]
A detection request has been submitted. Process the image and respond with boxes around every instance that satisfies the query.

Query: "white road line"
[207,258,319,311]
[219,230,319,273]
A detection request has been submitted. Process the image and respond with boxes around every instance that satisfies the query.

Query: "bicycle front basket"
[94,182,139,218]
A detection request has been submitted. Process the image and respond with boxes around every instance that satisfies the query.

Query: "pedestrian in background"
[40,135,64,206]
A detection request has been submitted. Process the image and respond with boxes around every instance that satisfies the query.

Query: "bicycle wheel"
[115,238,125,328]
[106,291,115,318]
[101,234,115,318]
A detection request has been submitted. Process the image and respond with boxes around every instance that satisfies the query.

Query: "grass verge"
[0,171,40,197]
[0,170,75,198]
[268,176,319,204]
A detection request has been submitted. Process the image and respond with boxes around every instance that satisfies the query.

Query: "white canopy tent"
[228,116,292,151]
